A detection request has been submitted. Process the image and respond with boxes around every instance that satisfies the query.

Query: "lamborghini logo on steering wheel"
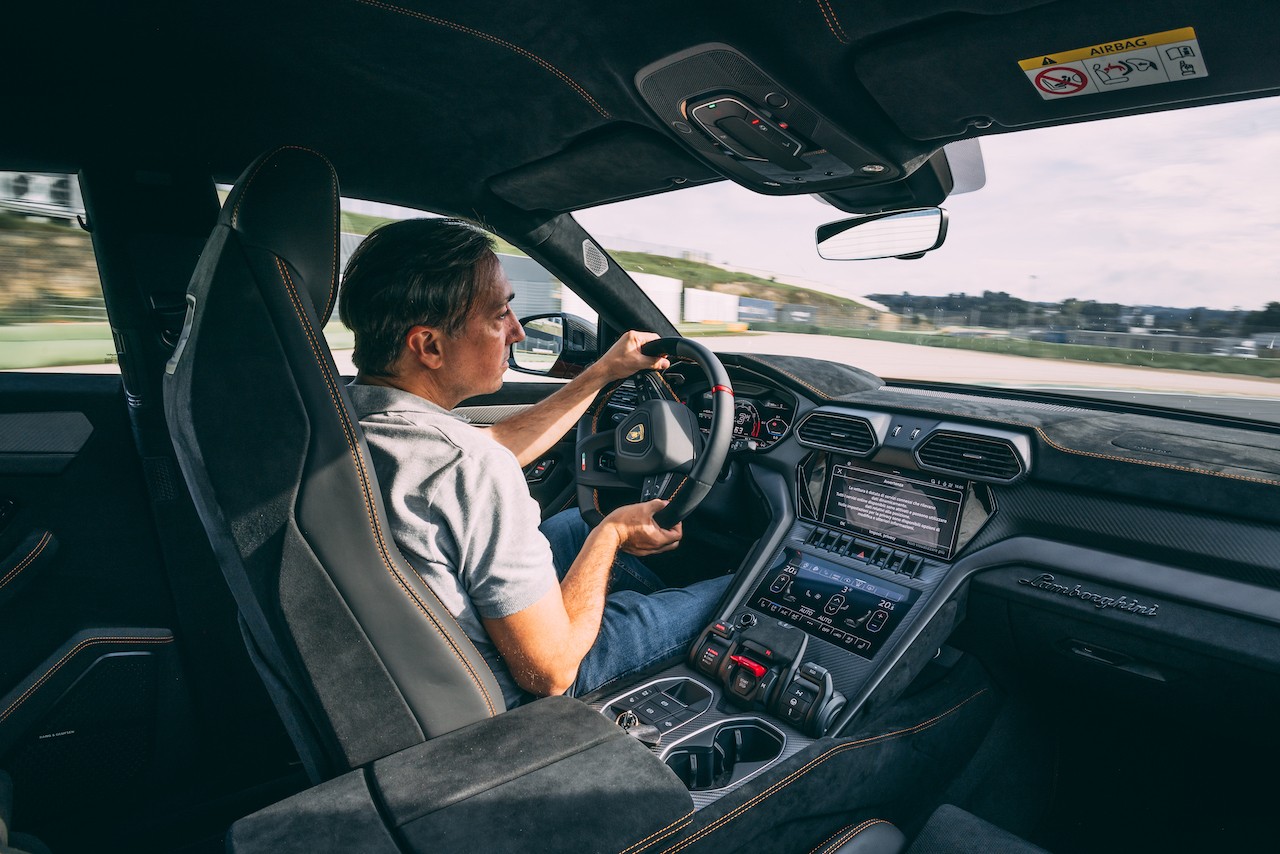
[626,424,645,444]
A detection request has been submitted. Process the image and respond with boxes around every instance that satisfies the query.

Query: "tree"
[1243,302,1280,335]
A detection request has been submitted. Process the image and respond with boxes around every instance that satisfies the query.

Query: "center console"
[598,447,998,802]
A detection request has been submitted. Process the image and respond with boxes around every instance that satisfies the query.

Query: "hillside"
[607,250,860,309]
[336,210,860,310]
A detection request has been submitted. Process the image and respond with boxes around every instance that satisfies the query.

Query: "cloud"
[577,98,1280,311]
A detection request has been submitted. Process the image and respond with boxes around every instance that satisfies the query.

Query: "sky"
[574,97,1280,312]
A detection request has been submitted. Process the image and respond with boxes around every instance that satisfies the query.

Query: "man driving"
[340,218,732,708]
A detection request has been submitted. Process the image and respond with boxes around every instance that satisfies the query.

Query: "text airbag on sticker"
[1018,27,1208,100]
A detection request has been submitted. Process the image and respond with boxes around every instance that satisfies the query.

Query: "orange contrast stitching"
[0,531,52,591]
[815,0,851,44]
[767,364,834,401]
[653,689,988,853]
[617,811,695,854]
[651,370,680,401]
[230,146,341,321]
[275,258,498,716]
[0,635,173,726]
[355,0,609,118]
[810,819,891,854]
[320,157,340,322]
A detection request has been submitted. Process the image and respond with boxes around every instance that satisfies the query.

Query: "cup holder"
[664,720,784,791]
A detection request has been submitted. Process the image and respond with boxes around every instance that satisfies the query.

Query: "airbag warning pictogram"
[1019,27,1208,100]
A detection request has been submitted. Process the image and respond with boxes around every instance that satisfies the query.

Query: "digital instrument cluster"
[694,389,795,451]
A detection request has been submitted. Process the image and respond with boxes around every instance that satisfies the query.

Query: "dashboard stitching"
[886,387,1092,414]
[845,401,1280,487]
[761,364,833,401]
[649,688,988,853]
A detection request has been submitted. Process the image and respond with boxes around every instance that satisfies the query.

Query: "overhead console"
[635,44,905,194]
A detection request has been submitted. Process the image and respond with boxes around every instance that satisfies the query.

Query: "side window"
[329,200,586,380]
[0,172,116,373]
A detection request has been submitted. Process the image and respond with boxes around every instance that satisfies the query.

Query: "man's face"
[446,262,525,397]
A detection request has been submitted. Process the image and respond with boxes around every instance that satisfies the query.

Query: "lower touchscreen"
[749,548,918,661]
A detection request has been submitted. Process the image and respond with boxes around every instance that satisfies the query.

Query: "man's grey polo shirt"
[348,382,555,707]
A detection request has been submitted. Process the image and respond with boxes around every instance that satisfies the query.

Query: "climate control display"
[748,548,918,661]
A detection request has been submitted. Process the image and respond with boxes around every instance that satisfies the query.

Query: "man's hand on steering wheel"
[594,330,672,382]
[576,337,734,531]
[604,498,683,556]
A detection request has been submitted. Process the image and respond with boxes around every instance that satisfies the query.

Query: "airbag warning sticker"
[1018,27,1208,99]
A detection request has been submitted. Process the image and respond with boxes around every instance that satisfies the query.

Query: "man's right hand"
[604,499,682,556]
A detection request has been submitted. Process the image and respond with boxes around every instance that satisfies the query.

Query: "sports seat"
[164,146,504,782]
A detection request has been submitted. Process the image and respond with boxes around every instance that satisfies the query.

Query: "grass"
[0,322,116,369]
[763,325,1280,379]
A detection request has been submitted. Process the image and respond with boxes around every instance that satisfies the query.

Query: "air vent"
[607,379,641,410]
[582,239,609,276]
[796,413,876,456]
[916,432,1023,482]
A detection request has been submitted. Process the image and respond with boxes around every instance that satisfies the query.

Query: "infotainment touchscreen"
[821,462,965,559]
[748,548,918,660]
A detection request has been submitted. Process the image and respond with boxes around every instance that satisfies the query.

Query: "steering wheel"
[575,338,734,530]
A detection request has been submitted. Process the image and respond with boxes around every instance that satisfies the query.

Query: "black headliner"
[13,0,1280,218]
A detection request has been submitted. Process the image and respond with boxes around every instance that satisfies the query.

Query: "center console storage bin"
[228,696,693,853]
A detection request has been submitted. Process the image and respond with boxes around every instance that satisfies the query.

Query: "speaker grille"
[796,412,876,456]
[582,240,609,277]
[916,432,1023,481]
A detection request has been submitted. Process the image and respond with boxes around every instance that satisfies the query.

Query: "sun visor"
[488,125,721,213]
[856,0,1280,139]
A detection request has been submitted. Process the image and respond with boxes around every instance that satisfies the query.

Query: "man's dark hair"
[338,218,498,375]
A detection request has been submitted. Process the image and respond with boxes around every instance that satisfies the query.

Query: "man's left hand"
[597,330,671,383]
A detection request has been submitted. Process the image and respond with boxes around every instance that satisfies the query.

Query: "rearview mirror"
[816,208,948,260]
[510,313,599,378]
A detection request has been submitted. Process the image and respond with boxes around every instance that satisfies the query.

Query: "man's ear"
[403,325,446,370]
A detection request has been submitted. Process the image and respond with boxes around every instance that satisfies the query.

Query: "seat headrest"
[222,146,341,324]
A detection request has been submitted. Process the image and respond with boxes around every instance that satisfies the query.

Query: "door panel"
[0,373,298,851]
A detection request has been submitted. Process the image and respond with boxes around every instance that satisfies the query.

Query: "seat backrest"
[164,146,502,780]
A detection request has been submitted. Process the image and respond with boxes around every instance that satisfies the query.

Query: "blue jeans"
[538,509,733,699]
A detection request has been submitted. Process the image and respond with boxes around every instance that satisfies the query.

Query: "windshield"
[575,97,1280,423]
